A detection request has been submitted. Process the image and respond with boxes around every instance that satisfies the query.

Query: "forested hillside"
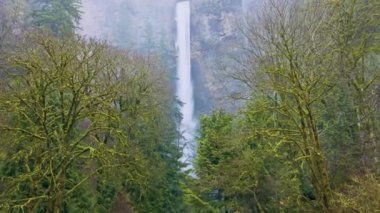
[193,0,379,212]
[0,0,183,212]
[0,0,379,212]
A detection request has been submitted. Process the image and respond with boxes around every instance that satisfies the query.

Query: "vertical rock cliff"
[190,0,245,115]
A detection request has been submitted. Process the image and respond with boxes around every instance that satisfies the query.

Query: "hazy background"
[79,0,261,115]
[80,0,176,52]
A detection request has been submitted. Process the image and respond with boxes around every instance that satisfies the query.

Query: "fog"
[80,0,177,51]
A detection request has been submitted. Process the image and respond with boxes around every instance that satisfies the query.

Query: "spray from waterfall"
[176,1,196,167]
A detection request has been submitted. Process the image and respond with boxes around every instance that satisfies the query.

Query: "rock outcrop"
[191,0,245,115]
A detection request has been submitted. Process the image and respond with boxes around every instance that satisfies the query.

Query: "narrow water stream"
[176,1,196,167]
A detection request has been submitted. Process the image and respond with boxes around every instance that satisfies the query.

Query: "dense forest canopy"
[0,0,379,212]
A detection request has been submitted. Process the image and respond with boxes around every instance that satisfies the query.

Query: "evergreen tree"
[29,0,81,36]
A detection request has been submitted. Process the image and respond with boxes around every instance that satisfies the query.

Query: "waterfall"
[176,1,196,166]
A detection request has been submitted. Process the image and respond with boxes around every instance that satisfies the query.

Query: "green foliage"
[196,110,234,180]
[1,0,379,212]
[334,173,380,212]
[192,0,379,212]
[28,0,81,36]
[194,103,315,212]
[181,182,217,213]
[0,32,185,212]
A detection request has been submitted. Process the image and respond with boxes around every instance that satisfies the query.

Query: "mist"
[79,0,177,51]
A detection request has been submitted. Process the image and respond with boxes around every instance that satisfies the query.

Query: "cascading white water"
[176,1,196,166]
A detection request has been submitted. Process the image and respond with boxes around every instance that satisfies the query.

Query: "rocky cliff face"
[190,0,245,115]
